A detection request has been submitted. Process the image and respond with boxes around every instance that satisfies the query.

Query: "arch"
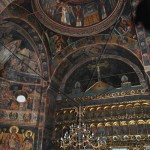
[50,38,145,91]
[59,55,147,92]
[52,34,142,68]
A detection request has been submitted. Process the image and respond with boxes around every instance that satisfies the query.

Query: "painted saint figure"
[24,131,33,143]
[99,0,107,19]
[4,126,20,150]
[23,131,33,150]
[76,5,82,26]
[66,6,75,25]
[61,3,68,24]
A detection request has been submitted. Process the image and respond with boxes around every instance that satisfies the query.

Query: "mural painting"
[132,0,150,75]
[44,31,69,56]
[0,79,44,125]
[0,27,41,84]
[40,0,117,27]
[1,0,150,149]
[0,14,48,147]
[51,35,142,70]
[33,0,124,36]
[0,125,36,150]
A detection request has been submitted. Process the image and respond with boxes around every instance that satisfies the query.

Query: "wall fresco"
[0,25,41,83]
[51,35,141,68]
[0,4,51,149]
[0,125,37,150]
[1,5,50,81]
[132,0,150,74]
[0,79,45,125]
[1,0,150,149]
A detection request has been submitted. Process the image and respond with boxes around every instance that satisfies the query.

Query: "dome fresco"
[33,0,124,36]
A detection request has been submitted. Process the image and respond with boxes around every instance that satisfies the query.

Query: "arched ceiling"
[0,0,149,95]
[64,58,140,94]
[50,43,147,94]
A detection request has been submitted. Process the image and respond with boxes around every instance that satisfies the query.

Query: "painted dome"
[32,0,124,36]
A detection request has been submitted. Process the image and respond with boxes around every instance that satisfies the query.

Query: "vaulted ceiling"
[0,1,150,149]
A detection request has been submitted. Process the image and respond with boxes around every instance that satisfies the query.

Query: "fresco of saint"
[4,126,20,150]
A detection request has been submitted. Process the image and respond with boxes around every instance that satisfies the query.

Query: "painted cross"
[88,58,109,81]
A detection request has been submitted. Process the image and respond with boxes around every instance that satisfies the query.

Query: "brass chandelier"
[60,105,107,150]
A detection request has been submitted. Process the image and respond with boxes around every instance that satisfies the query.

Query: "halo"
[25,130,33,137]
[9,126,19,133]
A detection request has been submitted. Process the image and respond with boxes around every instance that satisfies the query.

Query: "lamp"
[15,90,28,103]
[60,105,107,149]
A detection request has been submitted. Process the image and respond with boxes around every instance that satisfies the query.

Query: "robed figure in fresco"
[55,2,75,25]
[3,127,34,150]
[99,0,107,19]
[76,5,82,26]
[22,131,33,150]
[4,126,20,150]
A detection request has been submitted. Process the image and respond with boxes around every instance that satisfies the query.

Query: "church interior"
[0,0,150,150]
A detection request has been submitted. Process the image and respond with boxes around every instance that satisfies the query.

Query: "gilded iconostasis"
[0,0,150,149]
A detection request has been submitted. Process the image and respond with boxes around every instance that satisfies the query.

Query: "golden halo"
[9,126,19,133]
[25,130,33,137]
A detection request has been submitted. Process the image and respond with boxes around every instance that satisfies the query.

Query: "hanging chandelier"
[60,105,107,150]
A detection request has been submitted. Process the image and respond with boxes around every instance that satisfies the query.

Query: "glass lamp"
[15,90,28,103]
